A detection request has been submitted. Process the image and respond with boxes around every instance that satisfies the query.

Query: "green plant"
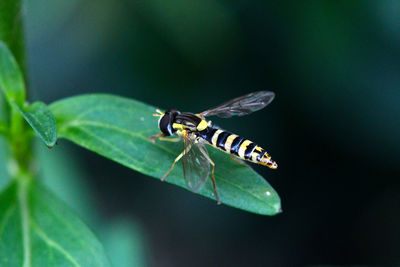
[0,2,280,266]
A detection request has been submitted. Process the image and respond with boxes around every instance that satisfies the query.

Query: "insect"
[149,91,277,204]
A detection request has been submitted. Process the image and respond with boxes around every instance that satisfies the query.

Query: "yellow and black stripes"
[201,127,277,169]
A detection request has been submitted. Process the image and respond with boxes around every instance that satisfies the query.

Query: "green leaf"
[35,140,98,224]
[0,180,111,266]
[14,102,57,147]
[36,141,149,266]
[50,94,281,215]
[0,41,25,106]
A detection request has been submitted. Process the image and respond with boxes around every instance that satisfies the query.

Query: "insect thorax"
[173,112,207,133]
[159,110,209,136]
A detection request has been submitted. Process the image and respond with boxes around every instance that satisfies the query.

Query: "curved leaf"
[50,94,281,215]
[0,41,25,106]
[0,180,110,266]
[14,101,57,147]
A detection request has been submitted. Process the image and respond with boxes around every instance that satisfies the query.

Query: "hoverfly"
[149,91,277,204]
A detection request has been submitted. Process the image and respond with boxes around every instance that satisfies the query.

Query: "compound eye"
[159,115,173,136]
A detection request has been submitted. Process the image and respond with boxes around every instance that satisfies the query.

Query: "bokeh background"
[13,0,400,265]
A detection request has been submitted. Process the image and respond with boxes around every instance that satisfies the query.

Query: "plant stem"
[10,108,32,175]
[0,120,7,136]
[0,0,32,178]
[0,4,32,265]
[0,0,26,75]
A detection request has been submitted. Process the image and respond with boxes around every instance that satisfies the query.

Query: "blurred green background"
[16,0,400,265]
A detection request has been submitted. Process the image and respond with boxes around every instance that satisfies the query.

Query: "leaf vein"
[69,122,271,205]
[31,220,81,267]
[65,120,175,156]
[64,121,272,206]
[72,126,144,169]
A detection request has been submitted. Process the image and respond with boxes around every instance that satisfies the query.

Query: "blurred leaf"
[35,142,148,267]
[0,0,25,73]
[50,94,281,215]
[0,41,25,106]
[0,137,10,191]
[100,218,148,267]
[0,180,111,266]
[0,93,7,124]
[35,141,96,223]
[13,101,57,147]
[0,120,6,136]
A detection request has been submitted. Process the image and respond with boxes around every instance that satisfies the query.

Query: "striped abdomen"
[200,127,277,169]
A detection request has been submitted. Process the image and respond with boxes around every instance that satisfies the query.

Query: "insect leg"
[148,133,181,143]
[198,146,221,205]
[159,136,181,142]
[161,143,192,182]
[148,133,164,144]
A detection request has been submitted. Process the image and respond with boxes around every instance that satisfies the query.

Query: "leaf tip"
[268,201,282,216]
[45,138,57,149]
[275,199,282,214]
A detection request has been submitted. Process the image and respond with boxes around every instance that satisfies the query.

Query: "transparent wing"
[200,91,275,118]
[182,134,210,192]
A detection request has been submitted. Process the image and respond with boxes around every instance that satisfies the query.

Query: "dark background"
[24,0,400,266]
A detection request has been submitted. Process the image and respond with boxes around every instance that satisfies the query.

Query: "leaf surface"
[0,41,25,106]
[50,94,281,215]
[0,181,110,266]
[15,102,57,147]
